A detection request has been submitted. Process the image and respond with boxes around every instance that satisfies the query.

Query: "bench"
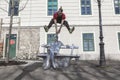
[37,45,80,67]
[37,53,80,59]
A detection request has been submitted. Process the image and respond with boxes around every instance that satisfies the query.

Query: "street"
[0,60,120,80]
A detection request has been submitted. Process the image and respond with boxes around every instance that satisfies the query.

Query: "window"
[118,33,120,49]
[8,0,19,16]
[114,0,120,14]
[80,0,92,15]
[48,0,58,16]
[47,34,56,44]
[83,33,94,51]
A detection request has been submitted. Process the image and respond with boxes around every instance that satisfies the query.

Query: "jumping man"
[44,6,75,34]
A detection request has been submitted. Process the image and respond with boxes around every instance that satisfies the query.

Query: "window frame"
[47,33,56,44]
[118,32,120,50]
[114,0,120,14]
[47,0,58,16]
[82,33,95,51]
[8,0,19,16]
[80,0,92,15]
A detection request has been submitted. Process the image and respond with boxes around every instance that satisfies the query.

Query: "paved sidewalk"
[0,60,120,80]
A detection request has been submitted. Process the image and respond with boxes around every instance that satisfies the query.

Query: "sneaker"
[69,27,75,33]
[44,25,49,32]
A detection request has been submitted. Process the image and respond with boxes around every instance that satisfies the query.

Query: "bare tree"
[0,0,29,63]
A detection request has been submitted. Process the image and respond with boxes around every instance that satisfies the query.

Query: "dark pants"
[47,19,71,30]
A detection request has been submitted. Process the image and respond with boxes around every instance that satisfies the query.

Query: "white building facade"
[0,0,120,60]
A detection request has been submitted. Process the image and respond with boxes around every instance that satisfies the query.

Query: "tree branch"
[19,0,29,12]
[4,0,9,4]
[0,7,8,13]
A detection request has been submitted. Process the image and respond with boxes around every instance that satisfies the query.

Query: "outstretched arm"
[57,20,64,34]
[60,20,64,30]
[54,19,57,33]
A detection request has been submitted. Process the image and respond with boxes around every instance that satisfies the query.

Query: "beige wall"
[0,25,120,60]
[0,0,120,26]
[1,27,40,59]
[0,0,120,60]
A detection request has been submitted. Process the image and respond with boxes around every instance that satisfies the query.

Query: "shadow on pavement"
[57,60,120,80]
[15,62,43,80]
[1,60,120,80]
[0,60,27,66]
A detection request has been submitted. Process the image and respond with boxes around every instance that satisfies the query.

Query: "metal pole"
[5,0,14,63]
[97,0,106,66]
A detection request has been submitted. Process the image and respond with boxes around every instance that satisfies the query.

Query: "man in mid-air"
[44,6,75,34]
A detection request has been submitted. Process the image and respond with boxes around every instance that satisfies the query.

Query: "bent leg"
[44,19,54,32]
[47,19,54,29]
[63,20,75,33]
[63,20,71,31]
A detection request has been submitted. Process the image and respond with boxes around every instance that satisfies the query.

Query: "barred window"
[114,0,120,14]
[80,0,92,15]
[83,33,94,51]
[118,33,120,49]
[48,0,58,16]
[47,34,56,44]
[8,0,19,16]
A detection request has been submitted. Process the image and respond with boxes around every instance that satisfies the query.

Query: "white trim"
[116,31,120,52]
[111,0,115,16]
[91,0,95,16]
[46,0,48,17]
[45,32,47,45]
[78,0,81,16]
[16,31,19,58]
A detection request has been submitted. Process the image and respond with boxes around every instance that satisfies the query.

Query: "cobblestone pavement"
[0,60,120,80]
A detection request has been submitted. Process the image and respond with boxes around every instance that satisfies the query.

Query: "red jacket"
[53,12,66,20]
